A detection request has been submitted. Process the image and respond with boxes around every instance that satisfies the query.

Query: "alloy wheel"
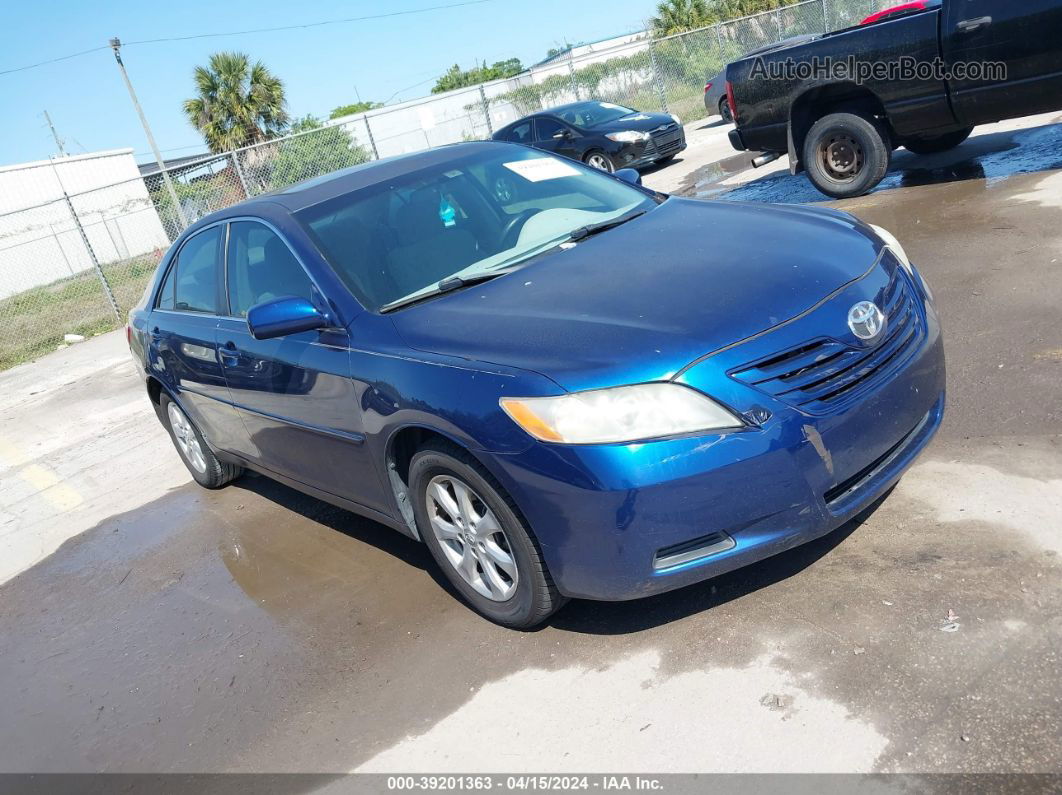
[167,402,208,474]
[426,474,519,601]
[586,153,614,172]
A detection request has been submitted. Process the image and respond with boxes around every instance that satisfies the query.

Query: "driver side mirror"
[615,168,642,186]
[247,296,327,340]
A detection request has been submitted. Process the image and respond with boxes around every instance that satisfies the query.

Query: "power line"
[0,0,493,76]
[0,45,109,76]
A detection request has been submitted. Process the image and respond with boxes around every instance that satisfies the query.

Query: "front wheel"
[409,441,565,628]
[904,127,974,155]
[803,111,891,199]
[584,150,615,173]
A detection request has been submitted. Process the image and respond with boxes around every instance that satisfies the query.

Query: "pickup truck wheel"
[719,97,733,124]
[803,112,891,199]
[904,127,974,155]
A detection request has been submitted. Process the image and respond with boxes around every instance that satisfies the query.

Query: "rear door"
[151,224,244,453]
[215,219,384,509]
[944,0,1062,124]
[532,116,582,161]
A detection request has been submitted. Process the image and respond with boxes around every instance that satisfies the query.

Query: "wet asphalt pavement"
[1,119,1060,775]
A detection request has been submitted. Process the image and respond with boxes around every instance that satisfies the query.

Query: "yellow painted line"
[0,434,83,512]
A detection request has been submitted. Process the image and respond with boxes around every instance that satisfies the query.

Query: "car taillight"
[726,81,737,120]
[704,82,713,94]
[126,324,132,346]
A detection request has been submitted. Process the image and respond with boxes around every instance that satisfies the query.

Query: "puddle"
[690,121,1062,205]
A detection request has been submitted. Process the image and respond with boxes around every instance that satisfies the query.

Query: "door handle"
[219,340,240,366]
[956,16,991,33]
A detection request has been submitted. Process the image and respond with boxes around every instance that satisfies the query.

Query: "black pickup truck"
[726,0,1062,198]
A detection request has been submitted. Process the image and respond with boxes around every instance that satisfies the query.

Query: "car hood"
[390,198,883,393]
[593,111,677,134]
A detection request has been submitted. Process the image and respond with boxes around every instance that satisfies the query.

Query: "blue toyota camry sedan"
[129,141,945,628]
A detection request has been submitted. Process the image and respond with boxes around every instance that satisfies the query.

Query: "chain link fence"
[0,0,892,370]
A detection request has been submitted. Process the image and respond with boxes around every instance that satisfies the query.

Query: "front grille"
[649,124,683,156]
[730,269,924,413]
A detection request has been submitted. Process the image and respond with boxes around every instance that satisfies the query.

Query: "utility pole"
[43,110,66,157]
[109,37,187,231]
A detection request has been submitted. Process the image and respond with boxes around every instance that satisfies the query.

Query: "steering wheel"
[500,209,538,248]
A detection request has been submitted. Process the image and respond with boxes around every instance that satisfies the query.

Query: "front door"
[943,0,1062,125]
[216,220,384,510]
[533,117,582,161]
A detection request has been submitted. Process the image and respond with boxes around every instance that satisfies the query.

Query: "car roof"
[185,141,517,227]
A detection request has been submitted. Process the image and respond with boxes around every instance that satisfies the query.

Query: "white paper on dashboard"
[502,158,581,182]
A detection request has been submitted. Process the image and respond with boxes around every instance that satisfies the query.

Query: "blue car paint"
[130,141,945,602]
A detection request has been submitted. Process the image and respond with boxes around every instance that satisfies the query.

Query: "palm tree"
[650,0,715,36]
[183,52,289,153]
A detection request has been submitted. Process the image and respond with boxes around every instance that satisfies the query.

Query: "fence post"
[363,114,380,160]
[567,50,579,101]
[822,0,830,30]
[230,151,251,199]
[479,84,494,137]
[63,192,121,321]
[776,7,785,39]
[646,38,669,114]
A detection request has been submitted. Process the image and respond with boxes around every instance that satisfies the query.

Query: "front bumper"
[615,128,688,169]
[486,265,946,601]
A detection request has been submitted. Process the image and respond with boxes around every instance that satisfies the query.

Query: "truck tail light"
[726,81,737,120]
[860,1,927,26]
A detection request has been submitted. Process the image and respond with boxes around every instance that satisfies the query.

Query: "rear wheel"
[584,150,615,173]
[904,127,974,155]
[719,97,733,124]
[161,393,242,489]
[803,111,891,199]
[410,441,565,628]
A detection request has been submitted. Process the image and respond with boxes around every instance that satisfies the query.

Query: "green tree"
[432,58,524,93]
[183,52,288,153]
[266,115,369,191]
[329,101,382,119]
[650,0,715,35]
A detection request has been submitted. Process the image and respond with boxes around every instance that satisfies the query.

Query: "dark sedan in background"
[492,101,686,172]
[703,34,820,122]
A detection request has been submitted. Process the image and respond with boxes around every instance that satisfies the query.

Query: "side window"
[505,121,532,143]
[156,261,177,310]
[227,221,314,317]
[173,227,222,314]
[535,118,566,141]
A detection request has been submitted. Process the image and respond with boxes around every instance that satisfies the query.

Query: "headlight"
[605,130,650,143]
[669,113,681,125]
[869,224,912,274]
[870,223,932,300]
[500,383,743,445]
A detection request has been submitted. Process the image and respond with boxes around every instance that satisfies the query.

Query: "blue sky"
[0,0,657,167]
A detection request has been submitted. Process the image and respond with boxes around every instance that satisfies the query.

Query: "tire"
[583,150,615,173]
[160,393,242,489]
[803,111,891,199]
[409,441,566,628]
[719,97,733,124]
[903,127,974,155]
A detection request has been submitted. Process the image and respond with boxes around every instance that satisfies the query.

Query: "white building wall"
[0,149,170,299]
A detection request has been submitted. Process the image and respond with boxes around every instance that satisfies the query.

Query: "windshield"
[555,101,638,128]
[296,145,657,312]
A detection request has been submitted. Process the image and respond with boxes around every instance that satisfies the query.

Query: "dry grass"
[0,255,160,371]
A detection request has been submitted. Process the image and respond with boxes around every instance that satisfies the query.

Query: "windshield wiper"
[567,209,647,242]
[379,269,511,313]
